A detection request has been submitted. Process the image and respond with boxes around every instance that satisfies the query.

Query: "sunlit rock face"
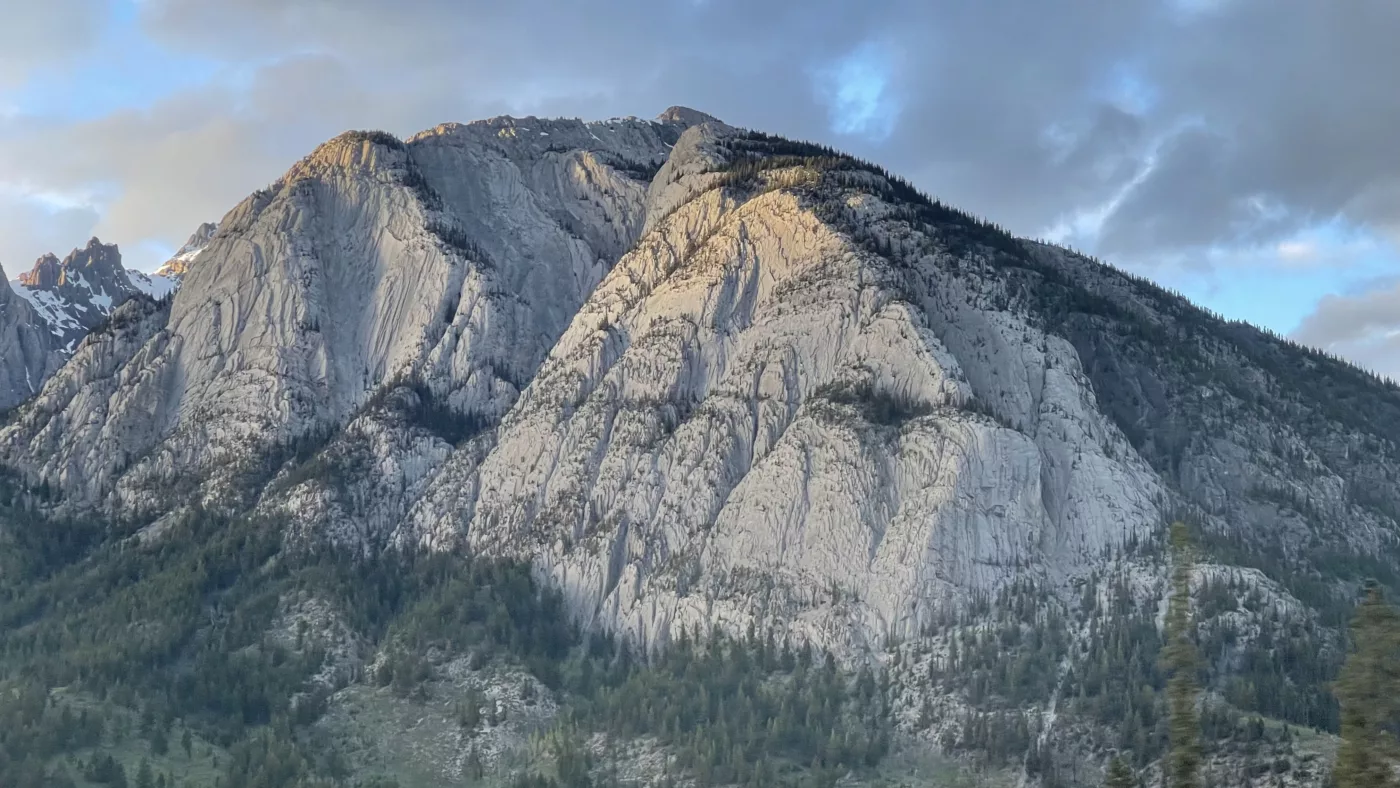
[404,121,1162,656]
[0,112,697,520]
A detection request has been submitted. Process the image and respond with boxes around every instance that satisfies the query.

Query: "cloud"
[814,41,903,142]
[0,1,106,88]
[0,0,1397,292]
[1293,280,1400,380]
[1276,241,1317,262]
[0,195,100,278]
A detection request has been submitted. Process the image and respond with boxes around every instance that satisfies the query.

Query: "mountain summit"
[0,107,1391,786]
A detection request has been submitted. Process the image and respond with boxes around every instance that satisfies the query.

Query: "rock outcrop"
[403,124,1163,655]
[1,112,701,516]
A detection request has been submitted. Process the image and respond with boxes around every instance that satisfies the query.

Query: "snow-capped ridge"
[151,221,218,283]
[9,238,142,355]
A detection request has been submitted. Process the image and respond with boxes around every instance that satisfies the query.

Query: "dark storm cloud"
[1096,0,1400,255]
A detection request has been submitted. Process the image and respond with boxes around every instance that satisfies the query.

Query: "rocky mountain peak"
[655,105,722,126]
[18,238,130,293]
[17,253,62,289]
[1,110,1396,786]
[8,237,142,353]
[151,221,218,283]
[288,130,410,182]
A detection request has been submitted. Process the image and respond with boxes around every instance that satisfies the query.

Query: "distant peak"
[18,253,63,288]
[154,220,219,281]
[656,106,722,126]
[18,239,126,291]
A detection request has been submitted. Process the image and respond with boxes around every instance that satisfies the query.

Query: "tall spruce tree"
[1333,584,1400,788]
[1103,755,1137,788]
[1162,521,1202,788]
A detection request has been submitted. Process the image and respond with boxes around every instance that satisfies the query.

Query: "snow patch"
[127,269,178,299]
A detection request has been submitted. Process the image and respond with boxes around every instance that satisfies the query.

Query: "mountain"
[125,224,217,299]
[0,107,1390,787]
[10,238,146,351]
[1,226,213,412]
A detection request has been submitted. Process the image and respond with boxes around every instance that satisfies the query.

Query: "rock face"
[0,269,65,409]
[1,114,694,516]
[406,124,1163,657]
[3,108,1399,783]
[124,222,218,300]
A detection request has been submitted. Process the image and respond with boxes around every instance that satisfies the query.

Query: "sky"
[2,1,1399,375]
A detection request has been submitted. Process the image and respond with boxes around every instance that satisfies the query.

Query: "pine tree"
[1104,755,1137,788]
[1161,522,1202,788]
[1333,584,1400,788]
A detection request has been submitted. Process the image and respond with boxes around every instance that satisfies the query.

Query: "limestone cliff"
[0,269,64,409]
[1,113,698,517]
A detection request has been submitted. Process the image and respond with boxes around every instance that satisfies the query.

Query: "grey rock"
[125,221,219,302]
[0,113,694,518]
[11,237,143,352]
[153,221,218,283]
[0,268,64,409]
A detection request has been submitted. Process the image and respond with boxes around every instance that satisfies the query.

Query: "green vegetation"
[0,480,895,788]
[0,483,577,787]
[1162,523,1202,788]
[340,130,405,151]
[1333,585,1400,787]
[1102,756,1137,788]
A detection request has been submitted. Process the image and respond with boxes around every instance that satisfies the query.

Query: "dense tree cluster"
[1333,585,1400,787]
[567,628,892,788]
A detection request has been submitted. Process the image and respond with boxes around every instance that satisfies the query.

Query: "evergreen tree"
[1103,755,1137,788]
[135,759,154,788]
[1161,522,1202,788]
[1333,584,1400,788]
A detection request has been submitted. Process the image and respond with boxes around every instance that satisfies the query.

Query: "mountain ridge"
[1,227,214,408]
[0,106,1392,787]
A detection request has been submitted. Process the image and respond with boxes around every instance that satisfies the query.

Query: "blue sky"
[9,2,214,121]
[2,0,1399,369]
